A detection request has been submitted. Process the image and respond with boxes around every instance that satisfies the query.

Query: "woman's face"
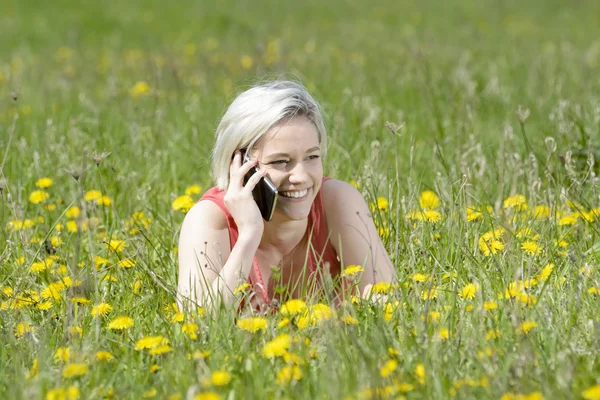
[251,116,323,222]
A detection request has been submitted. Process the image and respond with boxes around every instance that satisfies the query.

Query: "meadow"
[1,0,600,398]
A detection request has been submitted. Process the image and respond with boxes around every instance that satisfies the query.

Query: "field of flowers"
[1,0,600,399]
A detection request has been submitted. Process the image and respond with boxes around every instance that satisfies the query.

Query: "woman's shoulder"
[320,179,366,215]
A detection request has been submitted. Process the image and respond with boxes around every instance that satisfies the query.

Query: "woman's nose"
[288,161,309,183]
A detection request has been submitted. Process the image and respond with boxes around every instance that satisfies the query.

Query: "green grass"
[1,0,600,398]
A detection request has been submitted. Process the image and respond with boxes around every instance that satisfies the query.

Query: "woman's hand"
[223,151,268,239]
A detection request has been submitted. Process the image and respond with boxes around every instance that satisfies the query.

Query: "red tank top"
[199,177,342,311]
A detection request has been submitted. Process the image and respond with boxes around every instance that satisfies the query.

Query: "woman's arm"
[177,201,262,312]
[321,180,397,295]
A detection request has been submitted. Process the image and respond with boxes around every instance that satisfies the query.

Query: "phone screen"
[241,150,278,221]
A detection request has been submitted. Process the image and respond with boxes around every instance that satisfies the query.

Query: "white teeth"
[280,189,308,198]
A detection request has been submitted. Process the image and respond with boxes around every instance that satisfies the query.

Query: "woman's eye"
[270,160,288,165]
[308,155,320,160]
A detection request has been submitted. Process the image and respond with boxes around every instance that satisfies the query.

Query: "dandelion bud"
[544,137,556,154]
[516,105,531,124]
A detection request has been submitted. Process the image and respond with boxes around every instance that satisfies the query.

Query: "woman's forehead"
[257,118,320,153]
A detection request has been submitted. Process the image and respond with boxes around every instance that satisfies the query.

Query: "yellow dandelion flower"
[340,315,358,325]
[532,205,550,219]
[415,363,425,384]
[135,336,169,350]
[419,190,440,210]
[483,301,498,311]
[36,177,53,188]
[459,283,478,300]
[142,388,157,398]
[521,240,541,256]
[91,303,112,317]
[517,292,537,306]
[438,328,449,340]
[582,385,600,400]
[107,239,126,252]
[194,392,221,400]
[277,365,302,384]
[96,351,114,361]
[14,321,32,338]
[486,329,500,340]
[421,286,439,300]
[236,317,268,333]
[280,299,307,316]
[558,214,578,226]
[118,259,135,268]
[341,265,365,277]
[99,195,111,206]
[479,237,504,256]
[466,206,484,222]
[380,359,398,377]
[25,359,38,379]
[537,263,554,281]
[371,282,393,294]
[130,81,151,98]
[211,370,231,386]
[240,55,253,69]
[84,190,102,202]
[172,195,194,212]
[503,194,527,210]
[65,206,80,219]
[519,320,537,334]
[277,318,290,329]
[29,190,49,204]
[54,347,71,363]
[261,334,291,358]
[46,386,80,400]
[149,345,172,355]
[589,287,598,295]
[185,184,202,195]
[233,283,250,295]
[182,323,199,340]
[107,315,134,330]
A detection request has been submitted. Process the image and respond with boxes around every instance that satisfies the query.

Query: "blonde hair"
[211,80,327,189]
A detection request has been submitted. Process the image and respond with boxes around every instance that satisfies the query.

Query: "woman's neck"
[260,217,308,257]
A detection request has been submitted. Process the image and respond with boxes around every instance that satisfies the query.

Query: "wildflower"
[371,282,393,294]
[194,392,221,400]
[211,370,231,386]
[479,237,504,256]
[130,81,151,98]
[233,283,250,295]
[420,190,440,209]
[15,321,32,338]
[411,273,429,282]
[537,263,554,281]
[25,359,38,379]
[484,301,498,311]
[240,55,253,69]
[65,206,80,219]
[96,351,114,361]
[46,386,80,400]
[438,328,449,340]
[521,240,541,256]
[149,345,173,355]
[261,334,291,358]
[45,203,57,211]
[36,177,53,188]
[172,195,194,212]
[236,317,268,333]
[422,286,439,300]
[280,299,307,316]
[459,283,478,300]
[61,363,88,379]
[503,194,527,210]
[517,292,537,306]
[150,364,159,373]
[182,323,199,340]
[340,315,358,325]
[107,316,134,330]
[589,287,599,295]
[107,239,126,252]
[277,318,290,329]
[54,347,70,363]
[466,206,484,222]
[91,303,112,317]
[558,214,578,225]
[486,329,500,340]
[185,184,202,195]
[380,359,398,377]
[582,385,600,400]
[277,365,302,384]
[84,190,102,202]
[135,336,169,350]
[341,264,365,277]
[532,205,550,219]
[415,363,425,384]
[519,321,537,334]
[29,190,49,204]
[143,388,158,398]
[99,195,112,206]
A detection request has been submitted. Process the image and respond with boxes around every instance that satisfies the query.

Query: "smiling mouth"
[279,188,310,199]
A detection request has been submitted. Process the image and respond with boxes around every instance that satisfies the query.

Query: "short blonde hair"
[211,80,327,189]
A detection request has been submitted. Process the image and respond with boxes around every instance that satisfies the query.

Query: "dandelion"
[14,321,32,338]
[422,286,439,300]
[25,359,38,379]
[341,265,365,277]
[182,323,199,340]
[340,315,358,325]
[420,190,440,210]
[91,303,112,317]
[280,299,307,316]
[558,214,578,225]
[46,386,80,400]
[380,359,398,377]
[503,194,527,210]
[479,237,504,256]
[438,328,450,341]
[459,283,478,300]
[84,190,102,202]
[185,184,202,195]
[519,321,537,334]
[172,195,194,212]
[371,282,393,294]
[240,55,253,69]
[96,351,114,361]
[135,336,169,350]
[233,283,250,295]
[533,205,550,219]
[415,363,425,384]
[484,301,498,311]
[236,317,268,333]
[130,81,151,98]
[211,370,231,386]
[466,206,484,221]
[107,239,126,252]
[35,177,53,188]
[537,263,554,281]
[142,388,157,398]
[99,195,112,206]
[149,345,173,355]
[29,190,49,204]
[62,362,88,379]
[107,316,134,330]
[261,334,291,358]
[277,365,302,384]
[486,329,500,340]
[194,392,221,400]
[521,240,541,256]
[582,385,600,400]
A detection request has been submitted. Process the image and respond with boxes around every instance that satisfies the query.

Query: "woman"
[177,80,395,313]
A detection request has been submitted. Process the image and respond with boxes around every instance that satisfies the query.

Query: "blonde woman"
[178,80,395,312]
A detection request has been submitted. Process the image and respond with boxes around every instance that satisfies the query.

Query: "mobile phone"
[240,150,278,221]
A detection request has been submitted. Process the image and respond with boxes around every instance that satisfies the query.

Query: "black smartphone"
[240,150,278,221]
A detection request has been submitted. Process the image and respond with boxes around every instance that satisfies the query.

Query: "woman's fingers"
[229,151,258,188]
[243,168,267,193]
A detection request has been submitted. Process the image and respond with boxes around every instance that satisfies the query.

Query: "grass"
[1,0,600,398]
